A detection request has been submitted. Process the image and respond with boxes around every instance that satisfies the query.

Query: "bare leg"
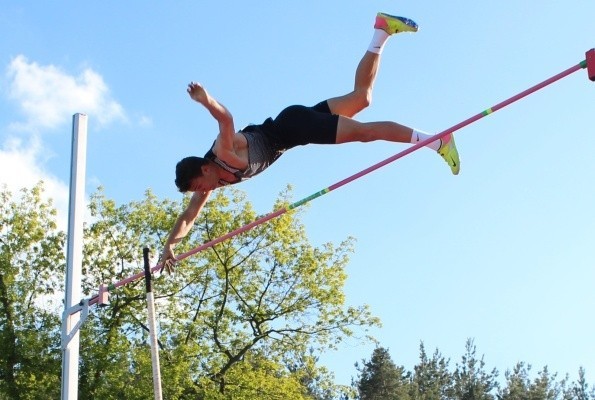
[327,47,415,144]
[329,49,415,144]
[335,117,413,144]
[327,13,460,174]
[326,51,381,118]
[329,50,413,144]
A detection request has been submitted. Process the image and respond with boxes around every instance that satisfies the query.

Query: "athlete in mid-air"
[160,12,461,272]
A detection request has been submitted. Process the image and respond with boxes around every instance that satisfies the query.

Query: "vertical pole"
[61,113,88,400]
[144,247,163,400]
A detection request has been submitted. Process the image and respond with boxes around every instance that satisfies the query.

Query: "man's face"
[189,165,219,193]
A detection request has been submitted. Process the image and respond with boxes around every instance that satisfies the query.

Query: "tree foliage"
[77,186,378,399]
[1,182,595,400]
[354,347,411,400]
[411,342,452,400]
[352,342,595,400]
[498,362,570,400]
[451,339,498,400]
[0,183,65,400]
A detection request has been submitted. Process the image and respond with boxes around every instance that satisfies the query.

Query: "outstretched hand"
[187,81,208,104]
[159,246,177,274]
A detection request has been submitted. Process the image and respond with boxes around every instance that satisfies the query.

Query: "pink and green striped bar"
[87,49,593,308]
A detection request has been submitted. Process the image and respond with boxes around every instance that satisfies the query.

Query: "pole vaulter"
[81,49,595,308]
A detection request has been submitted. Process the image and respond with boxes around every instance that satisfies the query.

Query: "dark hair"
[175,156,209,192]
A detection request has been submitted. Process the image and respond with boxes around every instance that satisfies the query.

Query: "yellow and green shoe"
[437,134,461,175]
[374,13,419,35]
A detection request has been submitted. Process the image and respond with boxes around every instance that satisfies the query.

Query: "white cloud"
[0,136,70,231]
[1,55,126,231]
[6,55,126,132]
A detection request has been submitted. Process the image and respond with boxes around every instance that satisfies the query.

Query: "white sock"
[368,29,390,54]
[411,129,441,151]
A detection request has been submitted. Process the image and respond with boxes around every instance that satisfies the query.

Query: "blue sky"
[1,0,594,388]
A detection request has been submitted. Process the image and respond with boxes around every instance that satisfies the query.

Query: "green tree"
[498,362,565,400]
[530,366,564,400]
[498,362,532,399]
[77,186,379,399]
[354,347,411,400]
[78,187,183,399]
[571,367,595,400]
[410,342,451,400]
[0,183,65,400]
[289,348,354,400]
[451,338,498,400]
[5,183,595,400]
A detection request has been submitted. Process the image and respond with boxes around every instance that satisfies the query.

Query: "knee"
[329,90,372,118]
[354,90,372,111]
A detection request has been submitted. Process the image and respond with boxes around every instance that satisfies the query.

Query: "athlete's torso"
[204,121,285,185]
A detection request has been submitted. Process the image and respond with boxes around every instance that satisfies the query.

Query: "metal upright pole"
[143,247,163,400]
[61,113,88,400]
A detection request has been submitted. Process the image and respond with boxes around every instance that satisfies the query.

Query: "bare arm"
[160,190,212,273]
[187,82,236,152]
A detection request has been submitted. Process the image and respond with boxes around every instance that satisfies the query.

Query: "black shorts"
[267,101,339,149]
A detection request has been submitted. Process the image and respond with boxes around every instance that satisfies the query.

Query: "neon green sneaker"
[437,133,460,175]
[374,13,419,35]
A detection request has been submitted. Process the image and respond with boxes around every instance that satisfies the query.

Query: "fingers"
[166,259,175,274]
[160,258,177,274]
[187,81,201,90]
[159,247,178,274]
[187,82,205,100]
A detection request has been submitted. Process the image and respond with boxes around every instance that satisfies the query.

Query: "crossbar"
[85,55,589,308]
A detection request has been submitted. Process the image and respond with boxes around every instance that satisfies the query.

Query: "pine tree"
[354,347,411,400]
[411,342,451,400]
[571,367,594,400]
[451,338,498,400]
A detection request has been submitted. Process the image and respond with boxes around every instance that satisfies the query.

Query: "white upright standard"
[61,113,88,400]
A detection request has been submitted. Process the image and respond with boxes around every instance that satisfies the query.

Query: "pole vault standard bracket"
[61,299,90,351]
[61,285,109,350]
[97,284,110,306]
[586,49,595,81]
